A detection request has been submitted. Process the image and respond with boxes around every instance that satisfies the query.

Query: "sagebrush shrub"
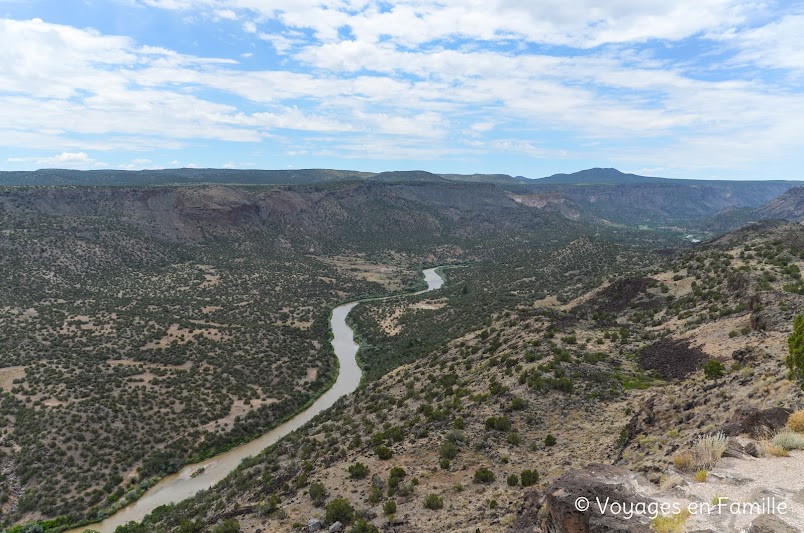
[693,432,727,469]
[787,411,804,433]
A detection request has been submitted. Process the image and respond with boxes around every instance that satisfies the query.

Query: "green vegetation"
[8,180,800,532]
[703,360,726,379]
[325,497,355,525]
[473,467,495,483]
[347,462,369,480]
[787,315,804,382]
[423,493,444,510]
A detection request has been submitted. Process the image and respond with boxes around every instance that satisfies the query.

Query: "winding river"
[70,268,445,533]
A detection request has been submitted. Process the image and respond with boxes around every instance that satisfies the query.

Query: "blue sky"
[1,0,803,179]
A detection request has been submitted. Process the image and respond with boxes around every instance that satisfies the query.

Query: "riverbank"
[63,268,445,533]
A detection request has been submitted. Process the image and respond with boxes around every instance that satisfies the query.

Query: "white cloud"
[12,151,106,168]
[1,1,804,175]
[139,0,760,48]
[213,8,237,20]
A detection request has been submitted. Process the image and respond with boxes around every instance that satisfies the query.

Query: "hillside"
[125,222,804,532]
[0,169,521,187]
[2,167,799,235]
[510,179,794,228]
[756,186,804,222]
[4,180,804,532]
[0,180,678,531]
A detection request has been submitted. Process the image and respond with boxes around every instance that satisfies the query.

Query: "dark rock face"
[747,513,799,533]
[720,407,792,438]
[638,339,707,380]
[592,277,658,314]
[541,464,655,533]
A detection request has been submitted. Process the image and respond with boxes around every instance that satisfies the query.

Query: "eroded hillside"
[0,180,659,530]
[129,220,804,532]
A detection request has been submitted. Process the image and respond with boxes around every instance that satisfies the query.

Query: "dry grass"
[763,442,791,457]
[772,429,804,450]
[652,509,691,533]
[693,432,728,469]
[672,451,694,472]
[788,411,804,433]
[695,469,708,482]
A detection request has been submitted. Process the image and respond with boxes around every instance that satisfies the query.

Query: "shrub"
[440,441,458,460]
[788,411,804,433]
[693,432,727,469]
[325,497,355,525]
[440,458,450,470]
[520,469,539,487]
[761,442,790,457]
[703,360,726,380]
[544,434,557,447]
[347,462,369,480]
[423,493,444,510]
[211,520,241,533]
[388,467,406,483]
[651,509,691,533]
[772,429,804,450]
[383,499,397,515]
[786,315,804,381]
[374,446,393,460]
[309,482,327,507]
[695,470,708,482]
[367,483,383,504]
[672,451,694,472]
[349,518,379,533]
[507,474,519,486]
[485,416,512,432]
[474,467,495,483]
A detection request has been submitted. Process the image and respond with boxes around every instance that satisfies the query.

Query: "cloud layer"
[1,1,803,177]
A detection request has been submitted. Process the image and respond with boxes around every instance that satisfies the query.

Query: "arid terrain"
[1,170,803,533]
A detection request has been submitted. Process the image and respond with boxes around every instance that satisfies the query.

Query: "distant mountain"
[0,168,376,186]
[370,170,450,182]
[756,186,804,222]
[511,172,798,226]
[535,168,669,185]
[439,173,525,184]
[0,168,518,187]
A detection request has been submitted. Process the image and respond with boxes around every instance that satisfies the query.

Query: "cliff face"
[757,186,804,222]
[0,181,551,247]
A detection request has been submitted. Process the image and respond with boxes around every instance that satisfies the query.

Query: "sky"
[1,1,803,179]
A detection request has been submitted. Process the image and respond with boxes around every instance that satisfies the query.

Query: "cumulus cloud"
[1,0,803,175]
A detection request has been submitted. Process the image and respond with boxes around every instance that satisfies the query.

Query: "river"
[69,267,444,532]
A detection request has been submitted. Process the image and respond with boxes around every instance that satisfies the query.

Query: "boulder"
[720,407,791,438]
[747,514,798,533]
[329,521,343,532]
[308,518,323,532]
[722,438,749,459]
[744,441,760,458]
[541,464,655,532]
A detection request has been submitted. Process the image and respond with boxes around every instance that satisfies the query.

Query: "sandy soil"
[0,366,25,391]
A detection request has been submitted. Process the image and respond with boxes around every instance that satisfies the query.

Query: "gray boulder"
[747,514,798,533]
[541,464,655,532]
